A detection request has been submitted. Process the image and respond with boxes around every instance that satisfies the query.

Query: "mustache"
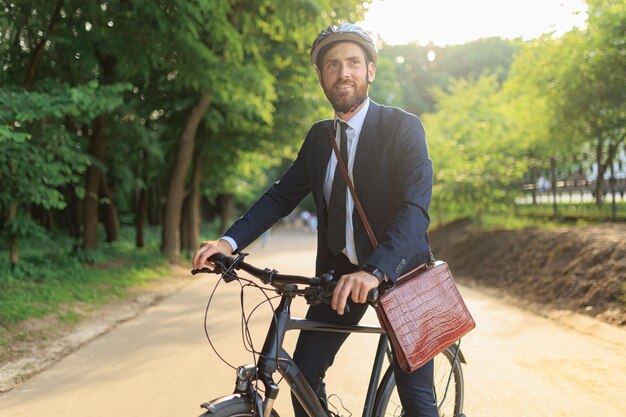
[333,81,355,88]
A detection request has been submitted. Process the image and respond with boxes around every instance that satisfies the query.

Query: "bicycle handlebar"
[191,253,380,307]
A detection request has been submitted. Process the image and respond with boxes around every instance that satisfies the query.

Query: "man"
[193,23,437,417]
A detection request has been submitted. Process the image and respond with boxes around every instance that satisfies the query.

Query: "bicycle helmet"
[310,23,377,70]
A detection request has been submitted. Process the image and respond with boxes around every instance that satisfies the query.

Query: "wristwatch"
[362,264,385,283]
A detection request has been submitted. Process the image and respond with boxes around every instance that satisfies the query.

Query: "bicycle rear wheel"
[372,346,464,417]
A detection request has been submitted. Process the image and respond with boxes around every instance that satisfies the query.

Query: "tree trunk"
[135,187,147,248]
[23,0,63,90]
[83,116,105,249]
[217,193,236,235]
[99,174,118,242]
[162,93,211,263]
[147,183,161,226]
[83,53,116,249]
[181,152,203,252]
[65,185,82,240]
[8,203,18,268]
[180,196,191,252]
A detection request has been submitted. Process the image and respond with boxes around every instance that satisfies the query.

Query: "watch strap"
[363,264,384,283]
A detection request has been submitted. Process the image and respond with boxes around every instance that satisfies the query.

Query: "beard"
[323,79,368,113]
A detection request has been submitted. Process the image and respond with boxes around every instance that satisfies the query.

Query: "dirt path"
[0,228,624,417]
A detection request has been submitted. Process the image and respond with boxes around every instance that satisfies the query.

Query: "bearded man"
[193,23,437,417]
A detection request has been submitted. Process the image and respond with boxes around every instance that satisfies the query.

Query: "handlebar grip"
[190,253,234,276]
[208,253,231,264]
[367,288,379,302]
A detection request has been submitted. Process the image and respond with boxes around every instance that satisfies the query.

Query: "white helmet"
[310,23,377,70]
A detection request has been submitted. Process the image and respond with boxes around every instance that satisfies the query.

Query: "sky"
[359,0,588,46]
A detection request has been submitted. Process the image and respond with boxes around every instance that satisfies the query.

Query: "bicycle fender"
[200,393,266,417]
[449,345,467,364]
[200,394,250,413]
[457,348,467,364]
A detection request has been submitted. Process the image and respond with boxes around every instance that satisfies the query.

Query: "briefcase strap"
[329,129,436,265]
[329,129,378,248]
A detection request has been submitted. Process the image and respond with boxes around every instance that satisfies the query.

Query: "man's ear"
[367,61,376,83]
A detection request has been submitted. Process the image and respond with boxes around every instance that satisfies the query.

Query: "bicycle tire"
[372,347,464,417]
[198,396,281,417]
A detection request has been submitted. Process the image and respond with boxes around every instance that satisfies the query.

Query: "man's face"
[317,42,376,114]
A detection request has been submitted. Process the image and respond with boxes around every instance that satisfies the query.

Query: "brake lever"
[191,267,214,275]
[190,261,239,283]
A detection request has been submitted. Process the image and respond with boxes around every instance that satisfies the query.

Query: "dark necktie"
[327,121,349,256]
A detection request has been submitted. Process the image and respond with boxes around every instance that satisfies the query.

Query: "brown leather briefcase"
[375,261,475,373]
[327,130,475,373]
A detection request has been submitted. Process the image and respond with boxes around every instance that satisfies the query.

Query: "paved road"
[1,228,625,417]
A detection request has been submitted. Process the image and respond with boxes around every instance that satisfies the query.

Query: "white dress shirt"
[324,99,370,265]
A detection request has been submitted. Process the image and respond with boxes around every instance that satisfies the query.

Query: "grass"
[477,213,590,230]
[515,201,626,221]
[433,209,609,233]
[0,226,171,331]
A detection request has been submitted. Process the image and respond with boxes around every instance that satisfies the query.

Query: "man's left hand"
[331,270,379,315]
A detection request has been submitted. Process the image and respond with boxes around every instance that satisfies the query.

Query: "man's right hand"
[192,239,234,271]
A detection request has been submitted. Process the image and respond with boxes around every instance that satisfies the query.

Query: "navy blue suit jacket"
[225,101,433,282]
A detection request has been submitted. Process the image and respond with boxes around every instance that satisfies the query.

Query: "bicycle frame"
[219,290,390,417]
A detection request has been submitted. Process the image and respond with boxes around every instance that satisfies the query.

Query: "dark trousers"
[291,254,439,417]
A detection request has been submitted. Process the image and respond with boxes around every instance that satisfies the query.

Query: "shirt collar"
[334,98,370,134]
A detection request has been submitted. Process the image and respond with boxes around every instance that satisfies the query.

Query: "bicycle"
[192,253,467,417]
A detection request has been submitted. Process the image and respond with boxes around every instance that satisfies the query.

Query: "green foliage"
[379,37,521,115]
[424,74,527,222]
[0,82,129,245]
[0,82,130,124]
[504,0,626,194]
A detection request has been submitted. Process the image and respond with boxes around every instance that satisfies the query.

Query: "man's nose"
[340,63,351,78]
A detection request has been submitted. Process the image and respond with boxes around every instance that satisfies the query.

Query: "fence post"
[609,146,617,221]
[550,157,558,218]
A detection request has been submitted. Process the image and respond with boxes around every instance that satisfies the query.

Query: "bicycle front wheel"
[373,347,464,417]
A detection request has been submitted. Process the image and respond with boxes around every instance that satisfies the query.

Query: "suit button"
[394,259,406,274]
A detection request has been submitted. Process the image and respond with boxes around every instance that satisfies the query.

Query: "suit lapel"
[353,101,380,194]
[315,125,333,197]
[314,123,333,233]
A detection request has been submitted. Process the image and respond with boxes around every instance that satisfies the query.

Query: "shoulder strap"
[328,129,378,248]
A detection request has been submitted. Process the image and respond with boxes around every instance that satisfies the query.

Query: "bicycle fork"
[231,293,330,417]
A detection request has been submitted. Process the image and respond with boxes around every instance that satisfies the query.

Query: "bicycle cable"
[327,393,352,417]
[437,339,461,408]
[203,273,237,369]
[202,262,290,390]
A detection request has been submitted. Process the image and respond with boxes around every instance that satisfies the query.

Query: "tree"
[379,37,521,116]
[159,0,369,262]
[505,0,626,205]
[0,82,128,266]
[423,74,526,225]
